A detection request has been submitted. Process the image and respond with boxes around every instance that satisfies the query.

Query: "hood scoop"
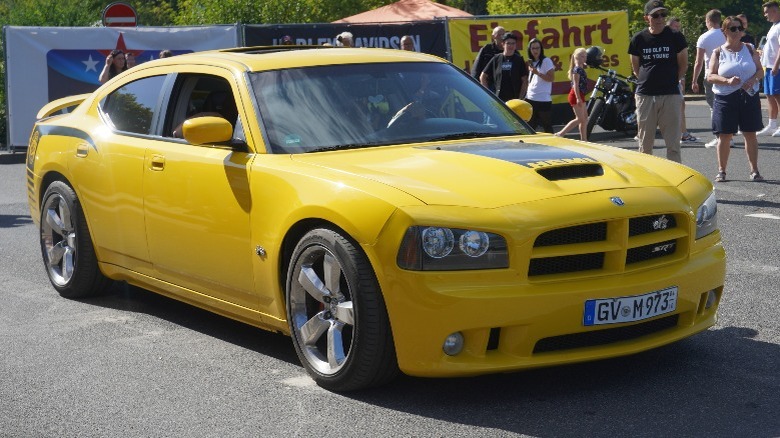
[424,140,604,181]
[535,162,604,181]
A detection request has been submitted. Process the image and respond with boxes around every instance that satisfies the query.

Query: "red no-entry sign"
[102,2,137,27]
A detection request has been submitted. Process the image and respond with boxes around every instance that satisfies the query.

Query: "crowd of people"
[466,0,777,182]
[98,49,175,84]
[99,12,780,183]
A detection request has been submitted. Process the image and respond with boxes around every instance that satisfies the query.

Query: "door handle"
[150,155,165,171]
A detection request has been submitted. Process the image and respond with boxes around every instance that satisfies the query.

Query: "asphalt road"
[1,99,779,437]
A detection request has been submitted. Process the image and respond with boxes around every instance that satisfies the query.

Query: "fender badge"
[610,197,625,206]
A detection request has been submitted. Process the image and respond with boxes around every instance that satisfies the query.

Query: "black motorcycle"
[585,47,638,138]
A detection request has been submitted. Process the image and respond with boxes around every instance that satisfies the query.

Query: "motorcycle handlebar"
[594,66,638,84]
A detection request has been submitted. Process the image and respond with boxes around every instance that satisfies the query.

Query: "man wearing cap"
[336,32,354,47]
[471,26,506,83]
[282,35,294,46]
[480,33,528,102]
[629,0,688,163]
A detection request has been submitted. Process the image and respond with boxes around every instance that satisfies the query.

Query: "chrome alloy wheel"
[41,192,77,287]
[290,248,355,376]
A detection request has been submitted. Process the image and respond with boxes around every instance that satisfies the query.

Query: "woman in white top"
[524,38,555,133]
[707,16,764,182]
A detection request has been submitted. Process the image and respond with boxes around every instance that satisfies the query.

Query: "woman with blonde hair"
[555,47,589,140]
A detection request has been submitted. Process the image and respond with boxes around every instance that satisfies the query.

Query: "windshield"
[250,62,533,153]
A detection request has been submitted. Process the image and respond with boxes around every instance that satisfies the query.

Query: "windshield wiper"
[427,132,501,142]
[306,143,381,153]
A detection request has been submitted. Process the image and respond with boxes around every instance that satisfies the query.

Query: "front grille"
[629,214,677,236]
[529,253,604,276]
[528,213,687,278]
[533,314,679,354]
[626,239,677,264]
[534,222,607,247]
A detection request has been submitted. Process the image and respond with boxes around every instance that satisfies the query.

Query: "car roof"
[148,46,447,72]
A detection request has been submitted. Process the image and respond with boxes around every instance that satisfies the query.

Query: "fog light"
[443,332,464,356]
[705,289,717,309]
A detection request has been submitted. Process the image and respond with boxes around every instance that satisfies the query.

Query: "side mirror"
[182,116,233,145]
[505,99,533,121]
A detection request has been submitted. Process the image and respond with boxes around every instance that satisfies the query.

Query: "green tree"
[449,0,489,15]
[172,0,388,24]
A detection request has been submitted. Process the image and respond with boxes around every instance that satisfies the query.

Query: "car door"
[79,73,171,274]
[142,71,258,311]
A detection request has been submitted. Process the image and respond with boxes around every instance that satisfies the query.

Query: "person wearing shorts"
[708,16,765,182]
[555,48,589,140]
[758,1,780,135]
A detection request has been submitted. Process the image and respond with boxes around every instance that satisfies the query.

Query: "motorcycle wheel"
[586,98,605,138]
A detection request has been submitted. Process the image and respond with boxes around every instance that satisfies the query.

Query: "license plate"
[583,286,678,326]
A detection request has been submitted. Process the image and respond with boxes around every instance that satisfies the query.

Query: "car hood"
[290,136,693,208]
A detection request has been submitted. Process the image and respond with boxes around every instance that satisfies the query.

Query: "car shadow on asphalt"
[0,214,33,228]
[80,282,300,366]
[74,281,779,436]
[718,197,780,208]
[345,326,779,437]
[0,152,26,165]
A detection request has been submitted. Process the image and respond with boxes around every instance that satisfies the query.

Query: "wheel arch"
[280,220,400,389]
[39,170,70,208]
[278,218,377,303]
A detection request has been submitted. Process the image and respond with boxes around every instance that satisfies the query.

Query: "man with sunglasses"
[692,10,726,148]
[629,0,689,163]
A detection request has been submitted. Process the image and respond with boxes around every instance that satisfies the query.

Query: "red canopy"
[333,0,473,23]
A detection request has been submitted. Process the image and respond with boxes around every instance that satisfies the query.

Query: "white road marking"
[282,374,320,389]
[746,213,780,220]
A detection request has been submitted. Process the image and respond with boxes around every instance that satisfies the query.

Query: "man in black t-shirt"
[738,14,757,46]
[471,26,506,85]
[480,33,528,102]
[629,0,688,163]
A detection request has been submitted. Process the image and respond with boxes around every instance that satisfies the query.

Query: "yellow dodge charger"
[26,47,724,391]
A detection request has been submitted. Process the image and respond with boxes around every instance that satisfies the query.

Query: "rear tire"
[40,181,110,298]
[586,98,605,138]
[286,228,398,391]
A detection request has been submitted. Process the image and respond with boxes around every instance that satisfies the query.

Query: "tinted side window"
[101,75,166,134]
[166,75,239,140]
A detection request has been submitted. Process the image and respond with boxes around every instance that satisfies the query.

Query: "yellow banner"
[449,12,630,103]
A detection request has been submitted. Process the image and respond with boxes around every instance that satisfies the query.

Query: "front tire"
[586,98,605,138]
[286,228,398,391]
[40,181,109,298]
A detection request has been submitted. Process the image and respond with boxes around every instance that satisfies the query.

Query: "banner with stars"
[4,25,239,149]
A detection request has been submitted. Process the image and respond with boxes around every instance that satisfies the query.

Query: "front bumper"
[371,188,726,377]
[384,242,724,377]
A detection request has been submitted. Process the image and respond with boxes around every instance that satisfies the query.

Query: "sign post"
[102,2,137,27]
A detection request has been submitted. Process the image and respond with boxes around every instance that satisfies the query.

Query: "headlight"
[421,227,454,258]
[397,226,508,271]
[695,191,718,239]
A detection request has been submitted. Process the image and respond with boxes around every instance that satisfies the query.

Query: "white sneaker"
[772,128,780,137]
[705,138,718,148]
[757,125,776,136]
